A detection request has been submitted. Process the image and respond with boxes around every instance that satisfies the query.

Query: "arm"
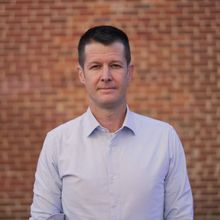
[30,132,63,220]
[164,127,194,220]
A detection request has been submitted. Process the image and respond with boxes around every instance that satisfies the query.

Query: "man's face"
[78,41,133,109]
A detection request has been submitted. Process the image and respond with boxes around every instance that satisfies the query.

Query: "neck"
[90,103,127,133]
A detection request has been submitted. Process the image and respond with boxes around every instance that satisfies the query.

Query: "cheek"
[84,77,98,90]
[120,75,130,87]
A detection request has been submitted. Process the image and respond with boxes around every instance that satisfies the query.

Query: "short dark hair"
[78,25,131,67]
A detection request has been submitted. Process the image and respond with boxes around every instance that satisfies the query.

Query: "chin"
[98,99,124,109]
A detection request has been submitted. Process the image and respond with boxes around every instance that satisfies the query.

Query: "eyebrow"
[88,60,124,65]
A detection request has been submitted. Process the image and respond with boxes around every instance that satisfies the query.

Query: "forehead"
[84,41,126,63]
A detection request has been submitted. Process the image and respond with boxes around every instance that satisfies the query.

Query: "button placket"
[107,134,120,220]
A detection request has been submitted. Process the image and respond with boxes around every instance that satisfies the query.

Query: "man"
[30,25,193,220]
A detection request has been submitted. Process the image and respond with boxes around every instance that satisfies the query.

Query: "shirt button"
[112,204,117,208]
[111,175,116,180]
[110,175,116,183]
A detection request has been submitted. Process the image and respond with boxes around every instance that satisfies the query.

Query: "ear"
[77,65,85,84]
[128,64,134,81]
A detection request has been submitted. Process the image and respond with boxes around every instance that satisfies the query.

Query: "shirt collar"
[122,106,136,135]
[83,106,136,137]
[83,108,100,137]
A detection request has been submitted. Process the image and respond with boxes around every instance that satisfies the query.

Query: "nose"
[101,66,112,82]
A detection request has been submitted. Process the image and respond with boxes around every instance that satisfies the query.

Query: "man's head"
[77,25,134,111]
[78,25,131,68]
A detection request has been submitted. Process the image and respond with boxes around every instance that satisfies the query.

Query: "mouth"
[97,87,116,94]
[98,87,116,90]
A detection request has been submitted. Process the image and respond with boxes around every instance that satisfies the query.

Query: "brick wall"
[0,0,219,219]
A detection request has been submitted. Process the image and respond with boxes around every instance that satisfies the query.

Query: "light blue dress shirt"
[30,107,193,220]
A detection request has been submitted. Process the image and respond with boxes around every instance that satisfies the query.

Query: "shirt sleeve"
[30,131,63,219]
[164,127,194,220]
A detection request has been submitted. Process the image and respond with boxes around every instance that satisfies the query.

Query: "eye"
[90,64,101,70]
[111,63,122,69]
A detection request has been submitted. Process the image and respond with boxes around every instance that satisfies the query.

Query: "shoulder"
[131,111,183,147]
[129,111,182,145]
[46,112,85,139]
[130,111,183,155]
[130,111,173,133]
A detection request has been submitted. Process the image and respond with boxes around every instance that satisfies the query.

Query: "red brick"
[0,0,220,219]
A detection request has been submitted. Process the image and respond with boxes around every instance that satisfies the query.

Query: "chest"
[58,133,169,198]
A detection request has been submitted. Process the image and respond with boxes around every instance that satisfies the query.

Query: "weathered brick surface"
[0,0,220,219]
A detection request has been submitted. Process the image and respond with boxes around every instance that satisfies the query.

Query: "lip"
[97,87,116,94]
[98,87,116,90]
